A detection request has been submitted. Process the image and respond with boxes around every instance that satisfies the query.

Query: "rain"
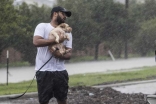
[0,0,156,104]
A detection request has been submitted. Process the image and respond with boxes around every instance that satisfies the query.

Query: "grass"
[69,66,156,86]
[0,66,156,96]
[0,81,37,95]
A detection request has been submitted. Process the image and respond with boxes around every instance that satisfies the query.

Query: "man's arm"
[53,47,72,60]
[33,36,56,47]
[33,35,65,47]
[62,48,72,60]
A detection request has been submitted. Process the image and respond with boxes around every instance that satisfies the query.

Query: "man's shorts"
[36,70,69,104]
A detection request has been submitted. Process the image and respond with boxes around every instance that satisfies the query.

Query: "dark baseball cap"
[51,6,71,17]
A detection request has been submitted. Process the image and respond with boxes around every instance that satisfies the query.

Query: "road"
[0,57,155,84]
[112,80,156,94]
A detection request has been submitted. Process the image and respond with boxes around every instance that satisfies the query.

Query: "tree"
[10,2,51,65]
[90,0,127,60]
[134,18,156,56]
[143,0,156,20]
[57,0,133,60]
[0,0,18,56]
[129,0,156,56]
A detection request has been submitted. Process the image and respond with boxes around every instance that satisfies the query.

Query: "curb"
[0,92,38,101]
[92,79,156,88]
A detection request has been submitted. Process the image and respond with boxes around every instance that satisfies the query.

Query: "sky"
[13,0,144,7]
[13,0,56,7]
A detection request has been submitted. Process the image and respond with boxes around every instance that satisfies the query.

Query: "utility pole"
[124,0,129,59]
[125,0,129,9]
[6,50,9,85]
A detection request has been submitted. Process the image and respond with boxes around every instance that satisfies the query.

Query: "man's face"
[56,12,67,25]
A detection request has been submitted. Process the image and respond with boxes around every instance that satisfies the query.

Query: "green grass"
[69,66,156,86]
[0,66,156,95]
[0,81,37,95]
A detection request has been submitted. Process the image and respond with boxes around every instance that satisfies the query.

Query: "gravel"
[0,86,149,104]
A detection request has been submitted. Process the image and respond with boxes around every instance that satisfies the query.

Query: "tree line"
[0,0,156,65]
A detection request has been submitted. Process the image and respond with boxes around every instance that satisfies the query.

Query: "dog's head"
[58,23,72,33]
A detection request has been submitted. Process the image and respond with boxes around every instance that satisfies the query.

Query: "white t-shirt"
[34,23,72,71]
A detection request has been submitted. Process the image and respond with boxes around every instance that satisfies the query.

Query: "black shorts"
[36,70,69,104]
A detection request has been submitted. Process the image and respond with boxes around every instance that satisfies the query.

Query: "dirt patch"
[68,86,148,104]
[4,86,149,104]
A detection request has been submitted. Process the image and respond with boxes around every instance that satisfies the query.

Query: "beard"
[56,14,66,25]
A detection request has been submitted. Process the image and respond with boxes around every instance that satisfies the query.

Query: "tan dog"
[48,23,72,56]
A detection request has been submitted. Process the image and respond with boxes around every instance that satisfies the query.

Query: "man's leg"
[53,70,69,104]
[36,71,54,104]
[57,100,67,104]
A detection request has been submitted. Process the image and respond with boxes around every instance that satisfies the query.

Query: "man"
[33,6,72,104]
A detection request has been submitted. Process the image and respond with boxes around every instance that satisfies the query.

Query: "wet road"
[93,79,156,95]
[0,57,155,83]
[112,80,156,94]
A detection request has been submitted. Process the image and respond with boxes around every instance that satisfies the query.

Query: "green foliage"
[0,1,53,65]
[0,0,18,55]
[143,0,156,20]
[131,0,156,21]
[10,3,51,65]
[133,18,156,56]
[1,0,156,64]
[129,0,156,56]
[57,0,139,60]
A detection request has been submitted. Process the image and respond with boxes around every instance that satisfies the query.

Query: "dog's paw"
[55,39,59,43]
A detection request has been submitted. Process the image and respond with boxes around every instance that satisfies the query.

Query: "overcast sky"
[13,0,56,6]
[14,0,144,7]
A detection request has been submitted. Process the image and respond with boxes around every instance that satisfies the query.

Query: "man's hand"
[52,49,63,58]
[52,48,72,60]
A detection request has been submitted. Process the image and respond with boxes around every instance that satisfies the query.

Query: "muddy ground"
[4,86,150,104]
[3,76,156,104]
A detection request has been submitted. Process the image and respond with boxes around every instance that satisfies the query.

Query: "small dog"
[48,23,72,56]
